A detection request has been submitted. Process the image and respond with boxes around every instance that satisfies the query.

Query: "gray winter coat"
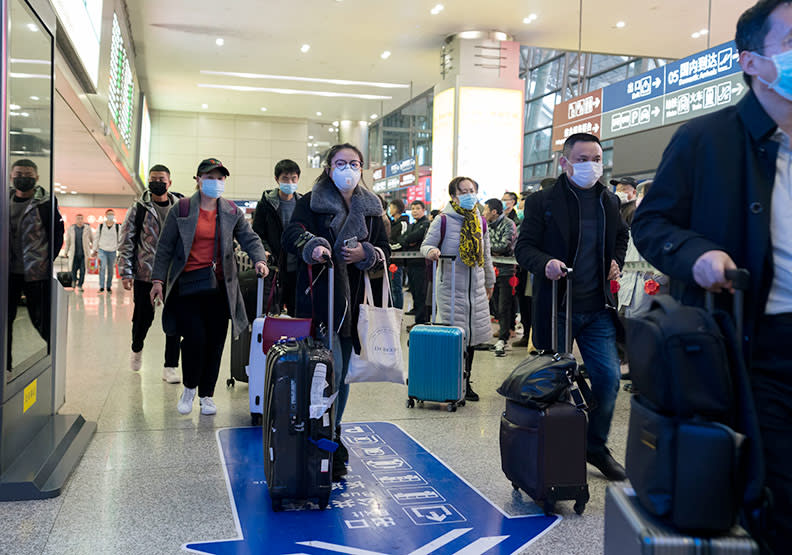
[151,192,267,338]
[420,204,495,347]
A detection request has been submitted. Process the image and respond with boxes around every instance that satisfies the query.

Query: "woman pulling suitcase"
[282,143,390,481]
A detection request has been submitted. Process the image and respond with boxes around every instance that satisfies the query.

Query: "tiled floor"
[0,284,631,554]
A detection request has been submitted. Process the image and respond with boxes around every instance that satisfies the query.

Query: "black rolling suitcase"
[228,269,273,386]
[57,271,73,288]
[498,270,590,515]
[262,261,337,511]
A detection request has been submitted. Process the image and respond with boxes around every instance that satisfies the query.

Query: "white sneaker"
[199,397,217,415]
[494,339,506,357]
[162,367,181,384]
[130,350,143,371]
[177,387,196,414]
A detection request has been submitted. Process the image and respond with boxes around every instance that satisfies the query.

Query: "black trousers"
[173,287,230,397]
[71,254,86,287]
[280,270,297,317]
[7,274,50,368]
[495,272,515,341]
[751,314,792,554]
[406,263,428,324]
[132,280,180,367]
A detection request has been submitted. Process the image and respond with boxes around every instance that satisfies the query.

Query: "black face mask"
[148,181,168,196]
[13,176,36,192]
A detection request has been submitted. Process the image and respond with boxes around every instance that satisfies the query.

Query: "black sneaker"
[405,309,416,316]
[465,384,480,402]
[332,454,348,482]
[586,448,626,481]
[336,439,349,464]
[98,288,105,293]
[107,287,112,293]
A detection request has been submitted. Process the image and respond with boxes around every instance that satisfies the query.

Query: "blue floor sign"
[184,422,559,554]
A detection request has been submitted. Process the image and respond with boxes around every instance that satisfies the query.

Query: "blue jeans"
[391,267,404,309]
[332,334,354,428]
[71,254,85,287]
[98,249,116,289]
[558,309,621,455]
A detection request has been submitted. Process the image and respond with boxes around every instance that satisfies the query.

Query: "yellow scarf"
[450,202,484,267]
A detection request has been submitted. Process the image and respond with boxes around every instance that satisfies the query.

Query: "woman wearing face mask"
[421,177,496,402]
[282,143,390,481]
[150,158,269,417]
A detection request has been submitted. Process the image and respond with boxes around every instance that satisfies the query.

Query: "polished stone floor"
[0,280,630,554]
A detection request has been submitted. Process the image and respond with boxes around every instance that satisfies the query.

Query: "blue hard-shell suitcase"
[407,256,466,412]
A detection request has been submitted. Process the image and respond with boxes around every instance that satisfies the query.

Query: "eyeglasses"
[332,160,362,170]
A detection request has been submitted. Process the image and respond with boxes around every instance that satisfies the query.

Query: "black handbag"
[179,207,220,296]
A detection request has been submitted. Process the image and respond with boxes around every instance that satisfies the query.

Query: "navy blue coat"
[631,90,777,354]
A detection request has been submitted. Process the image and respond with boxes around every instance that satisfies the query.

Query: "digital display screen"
[109,13,135,150]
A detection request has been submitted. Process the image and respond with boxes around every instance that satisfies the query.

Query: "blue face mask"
[201,178,225,199]
[458,193,477,210]
[757,50,792,101]
[279,182,298,195]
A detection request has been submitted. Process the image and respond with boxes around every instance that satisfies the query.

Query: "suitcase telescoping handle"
[551,266,574,355]
[705,268,750,341]
[256,271,266,318]
[324,255,334,350]
[431,255,457,325]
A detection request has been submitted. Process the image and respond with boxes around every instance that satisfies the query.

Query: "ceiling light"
[70,191,77,195]
[616,21,626,28]
[359,121,368,126]
[316,111,323,116]
[200,70,409,89]
[332,121,339,126]
[54,182,60,187]
[9,104,20,110]
[260,107,267,112]
[201,103,208,109]
[329,127,335,132]
[301,44,311,53]
[692,32,700,38]
[309,135,314,139]
[215,38,224,46]
[430,4,444,15]
[370,114,378,119]
[30,95,39,101]
[523,14,538,24]
[700,28,709,35]
[381,51,391,60]
[198,84,392,100]
[27,23,38,32]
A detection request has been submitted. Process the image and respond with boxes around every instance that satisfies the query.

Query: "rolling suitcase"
[605,485,758,554]
[57,271,73,288]
[498,270,589,515]
[407,255,466,412]
[227,269,267,389]
[262,262,337,511]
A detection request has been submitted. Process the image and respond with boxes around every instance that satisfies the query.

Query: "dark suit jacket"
[631,89,777,354]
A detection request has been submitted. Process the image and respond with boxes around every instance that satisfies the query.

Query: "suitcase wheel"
[318,494,330,510]
[271,498,283,512]
[458,400,466,407]
[251,413,262,426]
[542,500,556,516]
[511,482,520,491]
[406,398,415,409]
[573,500,586,515]
[227,378,235,388]
[447,403,457,412]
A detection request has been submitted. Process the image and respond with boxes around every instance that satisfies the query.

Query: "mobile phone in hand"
[344,237,359,249]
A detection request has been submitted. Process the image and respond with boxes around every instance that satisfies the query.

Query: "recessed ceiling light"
[430,4,444,15]
[260,107,267,111]
[70,191,77,195]
[200,70,409,89]
[523,14,538,24]
[215,38,224,46]
[309,135,314,139]
[700,28,709,35]
[370,114,378,119]
[329,127,335,132]
[27,23,38,32]
[316,111,323,116]
[616,21,626,28]
[301,44,311,53]
[332,121,339,126]
[359,121,368,126]
[201,103,209,109]
[692,31,700,38]
[30,95,39,101]
[54,182,60,187]
[198,84,392,100]
[381,51,391,60]
[9,104,20,110]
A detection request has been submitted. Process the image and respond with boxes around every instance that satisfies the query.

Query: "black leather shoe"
[465,383,480,402]
[332,455,348,481]
[586,449,626,481]
[405,309,416,316]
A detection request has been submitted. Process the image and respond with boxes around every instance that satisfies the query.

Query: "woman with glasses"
[421,177,495,402]
[283,143,390,481]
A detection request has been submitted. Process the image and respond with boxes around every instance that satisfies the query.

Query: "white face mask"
[615,191,630,204]
[569,161,603,189]
[331,167,360,192]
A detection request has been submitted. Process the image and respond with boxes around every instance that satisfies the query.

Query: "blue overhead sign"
[387,158,416,178]
[665,41,740,94]
[602,66,667,113]
[184,422,558,554]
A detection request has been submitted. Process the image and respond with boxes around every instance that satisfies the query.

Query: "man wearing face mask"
[93,208,121,293]
[632,2,792,550]
[515,133,629,481]
[610,176,639,226]
[252,159,301,315]
[118,164,183,380]
[7,158,64,368]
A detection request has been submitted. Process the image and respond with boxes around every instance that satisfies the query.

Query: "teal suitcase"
[407,256,466,412]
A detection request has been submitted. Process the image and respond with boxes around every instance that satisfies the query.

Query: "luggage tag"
[309,362,338,420]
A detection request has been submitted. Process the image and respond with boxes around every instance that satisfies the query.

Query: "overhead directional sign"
[184,422,558,554]
[552,41,742,149]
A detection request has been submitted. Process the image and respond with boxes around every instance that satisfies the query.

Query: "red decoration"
[509,275,520,296]
[610,280,621,294]
[644,279,660,296]
[389,264,397,276]
[494,267,500,277]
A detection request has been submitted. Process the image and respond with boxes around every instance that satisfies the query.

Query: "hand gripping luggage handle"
[551,266,574,355]
[431,255,457,325]
[704,268,750,342]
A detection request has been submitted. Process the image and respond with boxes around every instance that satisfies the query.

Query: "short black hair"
[540,177,556,190]
[389,199,405,213]
[485,198,503,214]
[562,133,602,158]
[274,159,301,180]
[410,200,426,210]
[502,191,518,203]
[12,159,38,172]
[149,164,170,175]
[735,1,792,85]
[430,209,440,218]
[448,176,479,197]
